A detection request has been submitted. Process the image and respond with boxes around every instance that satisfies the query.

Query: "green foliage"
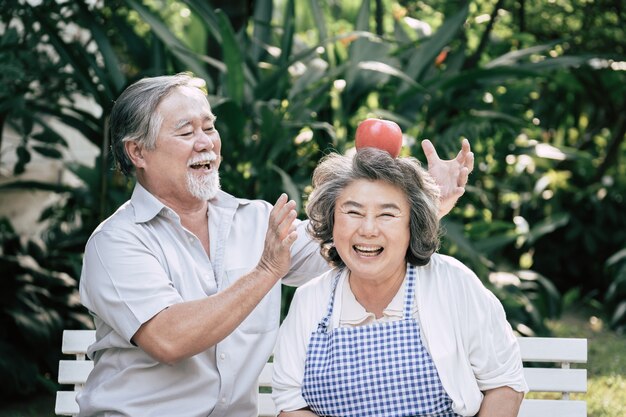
[0,219,91,399]
[1,0,625,398]
[0,159,129,399]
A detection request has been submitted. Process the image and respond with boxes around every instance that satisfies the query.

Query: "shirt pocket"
[224,268,281,334]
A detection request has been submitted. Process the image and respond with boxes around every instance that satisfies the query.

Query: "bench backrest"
[516,337,587,417]
[55,330,96,416]
[56,331,587,417]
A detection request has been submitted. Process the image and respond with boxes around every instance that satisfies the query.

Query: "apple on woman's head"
[355,118,403,158]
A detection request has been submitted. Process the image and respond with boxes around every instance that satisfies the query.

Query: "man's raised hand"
[257,194,298,280]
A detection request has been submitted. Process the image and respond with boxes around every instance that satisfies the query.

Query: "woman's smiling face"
[333,179,411,284]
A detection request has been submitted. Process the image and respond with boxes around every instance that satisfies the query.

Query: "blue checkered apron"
[301,264,459,417]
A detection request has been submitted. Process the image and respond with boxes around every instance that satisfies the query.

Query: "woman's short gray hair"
[306,147,441,268]
[109,73,207,176]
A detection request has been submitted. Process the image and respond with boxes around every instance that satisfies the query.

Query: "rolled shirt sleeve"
[467,288,527,392]
[417,255,528,415]
[283,219,330,287]
[80,228,183,343]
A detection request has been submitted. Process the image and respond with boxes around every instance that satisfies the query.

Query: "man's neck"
[179,205,211,258]
[139,179,211,256]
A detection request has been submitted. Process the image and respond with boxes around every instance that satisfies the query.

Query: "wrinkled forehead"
[338,179,409,207]
[166,84,211,107]
[157,85,215,123]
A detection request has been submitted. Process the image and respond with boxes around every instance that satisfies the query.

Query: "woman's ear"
[125,140,146,169]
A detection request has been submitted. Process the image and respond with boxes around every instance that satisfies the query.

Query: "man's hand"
[257,193,298,280]
[422,138,474,218]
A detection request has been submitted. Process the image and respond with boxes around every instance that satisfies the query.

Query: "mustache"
[187,152,218,165]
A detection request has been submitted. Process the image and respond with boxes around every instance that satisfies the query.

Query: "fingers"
[424,138,474,171]
[461,137,471,154]
[271,193,297,243]
[258,194,298,279]
[455,138,470,161]
[457,166,470,188]
[465,151,474,174]
[421,139,440,165]
[284,229,298,248]
[456,138,474,174]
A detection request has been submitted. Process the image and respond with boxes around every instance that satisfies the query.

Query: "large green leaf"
[0,180,75,193]
[111,13,153,74]
[307,0,332,66]
[607,248,626,267]
[181,0,221,41]
[271,164,302,211]
[403,5,468,85]
[27,104,102,147]
[485,44,556,68]
[125,0,213,83]
[356,60,423,89]
[76,3,125,93]
[31,9,103,103]
[216,10,245,106]
[354,0,370,32]
[434,66,540,90]
[251,0,273,62]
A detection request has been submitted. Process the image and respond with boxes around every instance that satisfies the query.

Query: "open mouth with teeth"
[353,245,384,257]
[189,161,213,170]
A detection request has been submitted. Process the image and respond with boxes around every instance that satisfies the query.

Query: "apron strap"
[403,263,416,320]
[316,269,343,333]
[317,264,417,330]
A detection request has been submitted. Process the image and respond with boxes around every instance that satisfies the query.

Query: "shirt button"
[188,236,194,244]
[219,353,226,360]
[221,397,226,403]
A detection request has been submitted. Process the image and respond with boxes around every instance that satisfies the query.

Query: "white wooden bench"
[56,330,587,416]
[516,337,587,416]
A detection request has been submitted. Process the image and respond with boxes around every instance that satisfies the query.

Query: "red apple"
[355,118,403,158]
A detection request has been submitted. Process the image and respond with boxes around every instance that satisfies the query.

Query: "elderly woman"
[272,148,528,417]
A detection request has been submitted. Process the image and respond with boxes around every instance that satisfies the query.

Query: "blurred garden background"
[0,0,624,415]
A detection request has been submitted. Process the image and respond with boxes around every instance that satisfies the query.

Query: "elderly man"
[77,73,473,417]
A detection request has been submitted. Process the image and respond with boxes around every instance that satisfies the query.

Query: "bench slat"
[55,391,79,416]
[58,360,94,385]
[258,362,273,388]
[62,330,96,355]
[523,368,587,393]
[517,399,586,417]
[258,393,275,417]
[518,337,587,363]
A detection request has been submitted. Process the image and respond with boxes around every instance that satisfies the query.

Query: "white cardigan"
[272,254,528,416]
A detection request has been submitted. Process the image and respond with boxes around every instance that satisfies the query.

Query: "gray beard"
[186,170,220,201]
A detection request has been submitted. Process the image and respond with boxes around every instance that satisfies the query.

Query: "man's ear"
[125,141,146,169]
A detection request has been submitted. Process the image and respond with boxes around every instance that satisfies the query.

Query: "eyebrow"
[339,201,402,211]
[173,114,216,131]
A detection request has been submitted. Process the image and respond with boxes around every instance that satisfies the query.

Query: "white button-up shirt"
[272,256,528,416]
[77,183,328,417]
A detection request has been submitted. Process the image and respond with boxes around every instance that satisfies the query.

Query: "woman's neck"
[348,266,406,319]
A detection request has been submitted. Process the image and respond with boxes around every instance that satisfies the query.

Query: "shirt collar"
[339,275,406,325]
[131,182,252,224]
[131,182,166,223]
